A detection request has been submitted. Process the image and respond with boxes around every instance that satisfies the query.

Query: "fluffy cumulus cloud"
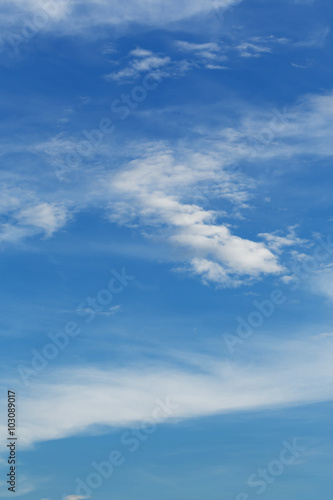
[107,143,283,286]
[3,336,333,448]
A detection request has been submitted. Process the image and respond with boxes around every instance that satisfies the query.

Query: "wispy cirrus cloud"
[241,91,333,158]
[104,49,172,83]
[1,0,240,36]
[175,40,228,68]
[236,35,289,57]
[106,35,290,83]
[4,336,333,449]
[259,226,307,253]
[17,202,69,237]
[175,35,289,64]
[295,26,330,47]
[175,41,221,55]
[106,33,293,84]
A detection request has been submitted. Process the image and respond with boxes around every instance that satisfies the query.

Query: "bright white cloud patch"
[0,198,69,243]
[18,203,69,236]
[108,143,283,285]
[189,258,231,285]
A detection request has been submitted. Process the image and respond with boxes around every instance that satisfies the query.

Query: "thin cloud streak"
[4,336,333,449]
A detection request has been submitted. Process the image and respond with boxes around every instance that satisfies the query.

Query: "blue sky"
[1,0,333,498]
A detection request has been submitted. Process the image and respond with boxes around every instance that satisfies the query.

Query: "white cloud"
[101,42,117,55]
[294,26,330,48]
[105,49,171,81]
[291,62,311,69]
[313,332,333,340]
[175,35,290,63]
[236,41,272,58]
[0,473,43,497]
[104,48,184,83]
[132,55,171,72]
[0,224,33,244]
[0,202,69,243]
[176,41,220,53]
[105,39,230,83]
[308,267,333,301]
[0,182,70,244]
[259,226,306,253]
[1,0,240,36]
[175,40,222,60]
[174,35,289,67]
[18,203,69,237]
[5,88,333,263]
[175,40,228,68]
[105,32,292,84]
[171,224,282,279]
[75,305,121,317]
[0,187,27,215]
[201,90,333,164]
[188,258,233,285]
[6,89,333,278]
[63,496,90,500]
[107,143,283,285]
[130,47,154,57]
[205,63,228,70]
[235,36,289,58]
[249,91,333,158]
[5,336,333,448]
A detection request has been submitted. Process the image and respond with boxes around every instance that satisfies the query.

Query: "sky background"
[1,0,333,499]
